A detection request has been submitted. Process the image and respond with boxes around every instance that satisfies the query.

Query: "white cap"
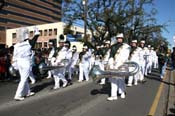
[16,27,29,42]
[24,33,29,40]
[148,45,151,48]
[131,40,137,43]
[151,47,154,50]
[140,40,145,44]
[116,33,124,38]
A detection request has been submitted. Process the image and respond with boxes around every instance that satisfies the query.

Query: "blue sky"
[75,0,175,48]
[153,0,175,48]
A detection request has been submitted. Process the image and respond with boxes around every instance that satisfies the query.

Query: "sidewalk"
[166,69,175,116]
[154,68,175,116]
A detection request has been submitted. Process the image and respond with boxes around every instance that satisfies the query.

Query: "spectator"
[171,47,175,69]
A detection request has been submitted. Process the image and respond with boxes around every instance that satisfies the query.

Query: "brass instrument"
[9,66,19,77]
[39,59,69,74]
[9,59,69,76]
[89,61,139,82]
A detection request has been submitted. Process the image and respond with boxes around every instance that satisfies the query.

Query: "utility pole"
[82,0,87,42]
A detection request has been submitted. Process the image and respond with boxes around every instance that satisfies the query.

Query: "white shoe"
[46,76,52,79]
[53,86,60,90]
[62,82,67,88]
[14,96,25,101]
[127,84,132,87]
[134,82,138,85]
[27,92,35,97]
[78,80,83,82]
[107,96,117,101]
[31,80,36,84]
[121,93,125,99]
[99,82,105,85]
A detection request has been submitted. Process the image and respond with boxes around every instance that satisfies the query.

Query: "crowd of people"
[0,27,172,101]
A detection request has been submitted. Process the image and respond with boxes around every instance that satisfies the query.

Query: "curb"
[166,70,175,115]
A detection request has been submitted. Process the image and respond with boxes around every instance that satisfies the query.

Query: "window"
[35,42,42,48]
[44,29,47,36]
[54,28,57,35]
[49,29,52,36]
[12,33,16,39]
[44,42,47,48]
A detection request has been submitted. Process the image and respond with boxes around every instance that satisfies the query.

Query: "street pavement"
[0,68,174,116]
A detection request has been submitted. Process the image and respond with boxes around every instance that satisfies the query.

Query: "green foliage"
[62,0,169,50]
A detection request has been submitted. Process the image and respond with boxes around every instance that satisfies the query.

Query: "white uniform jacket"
[109,43,131,70]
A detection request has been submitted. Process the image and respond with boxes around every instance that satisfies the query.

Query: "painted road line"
[147,70,169,116]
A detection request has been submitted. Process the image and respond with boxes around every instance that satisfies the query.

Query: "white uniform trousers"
[51,67,67,88]
[66,62,73,80]
[160,62,167,79]
[145,61,152,75]
[109,77,125,97]
[15,59,31,98]
[79,62,89,81]
[139,61,145,81]
[128,67,139,85]
[95,60,105,84]
[29,67,36,84]
[153,58,158,69]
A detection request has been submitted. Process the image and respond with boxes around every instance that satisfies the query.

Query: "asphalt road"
[0,69,163,116]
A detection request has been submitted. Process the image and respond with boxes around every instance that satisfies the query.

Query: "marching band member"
[138,40,147,83]
[46,42,56,79]
[127,39,140,86]
[50,40,70,89]
[145,45,152,75]
[88,47,93,71]
[12,27,40,101]
[64,41,73,84]
[69,45,79,79]
[151,47,158,69]
[78,45,91,82]
[93,44,105,84]
[107,33,130,101]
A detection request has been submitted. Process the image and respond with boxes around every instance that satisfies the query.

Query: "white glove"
[34,27,40,35]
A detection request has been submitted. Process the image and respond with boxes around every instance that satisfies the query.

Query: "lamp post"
[82,0,87,41]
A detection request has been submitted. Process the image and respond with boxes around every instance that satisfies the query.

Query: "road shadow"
[145,70,175,86]
[31,80,54,93]
[90,81,111,96]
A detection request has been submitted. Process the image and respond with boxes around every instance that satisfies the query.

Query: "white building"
[6,22,91,52]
